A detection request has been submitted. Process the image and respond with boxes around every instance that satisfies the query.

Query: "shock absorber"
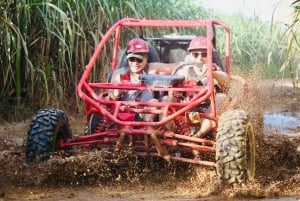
[173,114,191,136]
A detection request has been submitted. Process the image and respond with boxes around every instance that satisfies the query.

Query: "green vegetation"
[0,0,298,120]
[276,0,300,96]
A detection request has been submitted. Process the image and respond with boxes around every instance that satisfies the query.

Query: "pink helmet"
[126,38,149,53]
[187,36,208,52]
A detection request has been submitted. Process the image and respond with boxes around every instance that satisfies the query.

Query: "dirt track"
[0,78,299,201]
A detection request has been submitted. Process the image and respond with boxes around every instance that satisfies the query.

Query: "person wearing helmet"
[166,36,224,100]
[185,36,229,92]
[183,36,222,74]
[163,36,228,139]
[108,38,178,121]
[109,38,177,101]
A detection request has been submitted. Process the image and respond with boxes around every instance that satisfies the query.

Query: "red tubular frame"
[66,18,248,166]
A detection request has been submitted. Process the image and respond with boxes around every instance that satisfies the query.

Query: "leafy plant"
[274,0,300,97]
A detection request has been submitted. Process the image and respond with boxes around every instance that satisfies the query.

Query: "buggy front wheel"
[25,108,73,162]
[216,109,256,185]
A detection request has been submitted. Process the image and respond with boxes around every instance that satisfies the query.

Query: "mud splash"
[1,117,300,200]
[0,78,300,200]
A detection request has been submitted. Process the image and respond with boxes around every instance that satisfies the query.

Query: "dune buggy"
[25,18,255,185]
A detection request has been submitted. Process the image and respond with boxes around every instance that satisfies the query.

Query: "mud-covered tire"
[25,108,73,162]
[216,109,256,185]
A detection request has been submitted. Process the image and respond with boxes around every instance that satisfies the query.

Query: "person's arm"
[108,68,125,100]
[108,89,122,100]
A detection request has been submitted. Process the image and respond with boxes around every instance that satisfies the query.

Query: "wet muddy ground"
[0,78,299,201]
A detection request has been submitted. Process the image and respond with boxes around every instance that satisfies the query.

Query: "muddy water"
[264,112,300,136]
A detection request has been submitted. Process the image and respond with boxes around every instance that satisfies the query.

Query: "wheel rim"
[246,122,256,181]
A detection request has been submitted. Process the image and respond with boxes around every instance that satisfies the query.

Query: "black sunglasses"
[192,52,207,58]
[128,57,143,63]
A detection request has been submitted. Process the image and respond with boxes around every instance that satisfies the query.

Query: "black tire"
[216,109,256,185]
[25,108,73,162]
[85,113,104,135]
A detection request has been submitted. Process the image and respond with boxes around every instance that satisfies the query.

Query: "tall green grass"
[276,0,300,97]
[209,14,287,77]
[0,0,296,120]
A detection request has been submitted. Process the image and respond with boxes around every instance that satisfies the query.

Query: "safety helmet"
[126,38,149,54]
[187,36,208,52]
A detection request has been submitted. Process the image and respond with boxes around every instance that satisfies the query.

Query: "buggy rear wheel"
[85,113,104,135]
[25,108,72,162]
[216,109,255,185]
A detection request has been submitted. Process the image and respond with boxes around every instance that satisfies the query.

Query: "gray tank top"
[120,64,153,101]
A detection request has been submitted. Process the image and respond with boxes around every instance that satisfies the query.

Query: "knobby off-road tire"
[25,108,73,162]
[216,109,256,185]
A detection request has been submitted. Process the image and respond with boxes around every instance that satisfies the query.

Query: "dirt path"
[0,78,299,201]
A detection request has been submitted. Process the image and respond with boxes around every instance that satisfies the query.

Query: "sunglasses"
[192,52,207,58]
[128,57,143,63]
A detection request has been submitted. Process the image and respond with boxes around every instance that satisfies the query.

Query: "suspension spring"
[95,118,110,132]
[174,114,191,136]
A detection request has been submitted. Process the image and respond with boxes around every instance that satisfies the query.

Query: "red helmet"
[126,38,149,54]
[187,36,208,52]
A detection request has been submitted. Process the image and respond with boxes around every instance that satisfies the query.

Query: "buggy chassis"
[25,18,255,185]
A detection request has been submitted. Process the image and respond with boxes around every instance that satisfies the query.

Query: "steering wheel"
[173,62,230,92]
[172,62,207,86]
